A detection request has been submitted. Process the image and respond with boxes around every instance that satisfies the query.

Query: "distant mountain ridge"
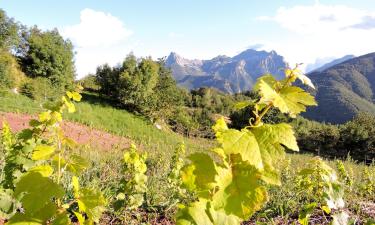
[166,49,288,93]
[304,52,375,123]
[307,55,355,73]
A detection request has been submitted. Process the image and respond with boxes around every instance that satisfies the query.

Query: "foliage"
[95,55,186,119]
[297,157,347,225]
[0,50,25,89]
[20,77,60,100]
[0,88,106,224]
[0,9,19,51]
[335,160,353,190]
[339,112,375,162]
[304,52,375,124]
[116,144,148,210]
[176,67,317,224]
[293,113,375,162]
[79,74,100,92]
[19,27,75,91]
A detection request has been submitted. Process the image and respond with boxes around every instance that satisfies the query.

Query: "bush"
[20,77,62,101]
[0,50,25,89]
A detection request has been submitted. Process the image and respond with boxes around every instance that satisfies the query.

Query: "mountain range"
[165,49,287,94]
[166,49,375,124]
[304,52,375,123]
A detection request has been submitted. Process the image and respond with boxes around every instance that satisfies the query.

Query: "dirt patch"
[0,112,130,151]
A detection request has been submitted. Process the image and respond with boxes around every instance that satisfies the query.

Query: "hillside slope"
[304,52,375,123]
[0,91,210,154]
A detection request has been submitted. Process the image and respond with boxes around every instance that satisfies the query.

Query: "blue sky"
[2,0,375,78]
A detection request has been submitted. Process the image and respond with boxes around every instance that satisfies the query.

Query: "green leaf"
[62,96,76,113]
[66,155,89,175]
[51,211,70,225]
[321,205,331,214]
[278,86,317,117]
[208,205,242,225]
[66,91,82,102]
[0,188,14,215]
[257,80,316,117]
[251,123,299,185]
[38,112,51,122]
[7,202,57,225]
[182,153,217,196]
[14,172,64,213]
[72,176,80,197]
[176,200,214,225]
[212,117,228,134]
[28,165,53,177]
[217,129,263,170]
[212,156,268,220]
[234,101,253,110]
[66,91,73,99]
[298,202,317,225]
[77,188,106,223]
[32,145,55,160]
[71,92,82,102]
[253,74,278,92]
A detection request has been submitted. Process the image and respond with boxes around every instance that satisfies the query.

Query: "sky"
[2,0,375,78]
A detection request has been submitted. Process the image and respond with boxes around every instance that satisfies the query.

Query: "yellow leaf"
[39,111,51,122]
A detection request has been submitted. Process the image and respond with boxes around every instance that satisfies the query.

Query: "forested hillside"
[305,53,375,123]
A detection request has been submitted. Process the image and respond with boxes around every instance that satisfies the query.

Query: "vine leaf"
[212,155,268,219]
[256,79,316,117]
[6,202,57,225]
[14,171,64,214]
[32,145,55,160]
[76,188,106,223]
[181,153,217,197]
[251,123,299,185]
[176,200,214,225]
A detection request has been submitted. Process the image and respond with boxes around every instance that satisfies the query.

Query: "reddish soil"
[0,112,130,151]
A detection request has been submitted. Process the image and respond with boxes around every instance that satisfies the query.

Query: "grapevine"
[0,87,106,224]
[116,144,148,210]
[176,66,317,224]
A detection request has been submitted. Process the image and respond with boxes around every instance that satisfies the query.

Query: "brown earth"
[0,112,131,150]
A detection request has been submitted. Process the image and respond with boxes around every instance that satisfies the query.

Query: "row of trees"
[87,54,252,137]
[0,9,75,99]
[293,113,375,162]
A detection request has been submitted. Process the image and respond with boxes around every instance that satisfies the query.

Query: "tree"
[117,56,159,113]
[19,27,75,90]
[96,63,119,97]
[0,9,19,51]
[339,113,375,162]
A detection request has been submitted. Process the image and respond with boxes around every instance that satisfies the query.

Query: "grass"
[0,91,210,158]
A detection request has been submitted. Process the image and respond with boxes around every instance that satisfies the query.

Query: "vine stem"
[252,67,297,126]
[57,127,62,207]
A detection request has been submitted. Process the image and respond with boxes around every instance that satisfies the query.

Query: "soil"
[0,112,131,151]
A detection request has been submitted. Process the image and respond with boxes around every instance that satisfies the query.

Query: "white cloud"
[256,2,375,71]
[62,8,132,48]
[60,9,134,78]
